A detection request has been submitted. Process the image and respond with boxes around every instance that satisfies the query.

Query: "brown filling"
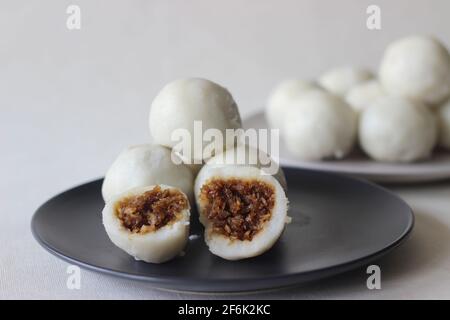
[200,178,275,241]
[115,186,188,234]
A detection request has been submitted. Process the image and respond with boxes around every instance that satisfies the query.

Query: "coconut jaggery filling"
[200,178,275,241]
[115,186,188,234]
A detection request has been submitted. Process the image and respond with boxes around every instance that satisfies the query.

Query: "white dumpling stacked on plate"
[359,97,437,162]
[283,90,358,161]
[266,35,450,163]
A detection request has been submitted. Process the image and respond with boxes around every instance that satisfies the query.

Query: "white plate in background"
[243,111,450,183]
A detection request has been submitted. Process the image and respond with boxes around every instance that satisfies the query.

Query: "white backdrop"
[1,0,450,299]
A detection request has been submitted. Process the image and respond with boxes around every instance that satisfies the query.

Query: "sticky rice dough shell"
[345,80,386,113]
[318,67,373,97]
[379,35,450,105]
[205,145,287,191]
[102,185,190,263]
[101,144,194,203]
[149,78,242,159]
[438,98,450,149]
[195,165,288,260]
[266,79,321,129]
[359,96,437,162]
[283,90,357,160]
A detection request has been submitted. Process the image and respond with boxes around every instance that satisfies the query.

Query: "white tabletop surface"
[1,0,450,299]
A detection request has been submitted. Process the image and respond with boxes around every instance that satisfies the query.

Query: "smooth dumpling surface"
[345,80,386,113]
[265,79,321,130]
[359,96,437,162]
[195,165,289,260]
[283,90,357,160]
[102,144,194,203]
[379,35,450,105]
[149,78,242,162]
[102,185,190,263]
[318,66,373,97]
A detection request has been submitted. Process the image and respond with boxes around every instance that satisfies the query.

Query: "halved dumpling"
[102,185,190,263]
[195,165,289,260]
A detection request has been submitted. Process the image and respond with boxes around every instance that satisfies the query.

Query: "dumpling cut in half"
[195,165,289,260]
[102,185,190,263]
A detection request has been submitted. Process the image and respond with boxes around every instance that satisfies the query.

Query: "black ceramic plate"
[31,168,413,293]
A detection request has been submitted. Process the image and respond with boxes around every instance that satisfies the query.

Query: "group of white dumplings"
[266,35,450,163]
[102,78,289,263]
[99,34,450,264]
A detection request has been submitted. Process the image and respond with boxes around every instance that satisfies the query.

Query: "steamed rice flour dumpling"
[282,90,357,161]
[149,78,243,162]
[265,79,321,130]
[102,185,191,263]
[102,144,194,203]
[379,35,450,105]
[195,147,290,260]
[359,96,437,162]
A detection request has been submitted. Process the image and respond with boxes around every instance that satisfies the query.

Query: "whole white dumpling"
[318,66,373,97]
[345,80,386,113]
[437,98,450,149]
[149,78,242,161]
[102,144,194,203]
[379,35,450,105]
[283,90,357,160]
[359,96,437,162]
[265,79,321,129]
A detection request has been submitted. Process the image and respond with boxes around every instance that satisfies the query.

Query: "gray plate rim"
[31,168,414,292]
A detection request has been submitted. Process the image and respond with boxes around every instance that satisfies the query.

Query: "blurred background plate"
[244,111,450,183]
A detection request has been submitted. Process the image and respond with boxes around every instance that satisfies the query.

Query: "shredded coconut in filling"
[200,178,275,241]
[115,186,188,234]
